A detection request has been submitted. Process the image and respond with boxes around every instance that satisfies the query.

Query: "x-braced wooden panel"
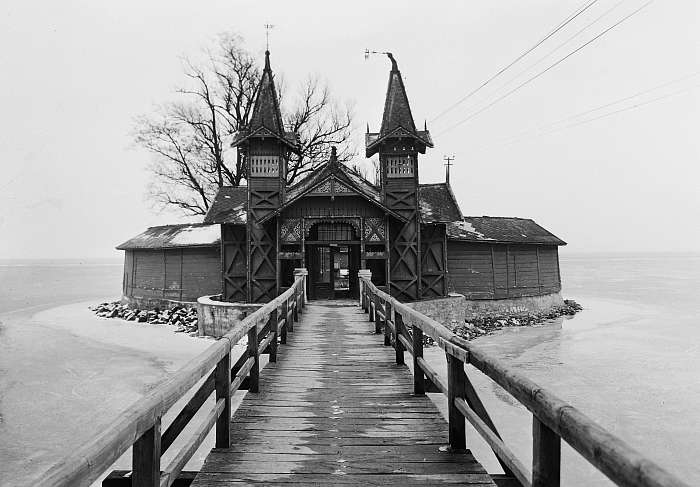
[389,217,420,301]
[248,222,277,303]
[385,188,417,220]
[420,224,446,298]
[222,225,247,302]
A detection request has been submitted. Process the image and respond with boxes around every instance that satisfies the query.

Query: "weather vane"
[264,24,275,50]
[364,49,390,60]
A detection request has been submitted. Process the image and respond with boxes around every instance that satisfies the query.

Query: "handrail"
[359,276,690,487]
[22,270,308,487]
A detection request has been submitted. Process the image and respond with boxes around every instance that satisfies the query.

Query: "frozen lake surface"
[0,254,698,485]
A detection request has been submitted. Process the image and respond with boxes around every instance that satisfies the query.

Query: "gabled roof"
[116,224,220,250]
[260,148,406,223]
[418,183,463,223]
[366,54,433,157]
[231,51,299,151]
[447,217,566,245]
[203,186,248,225]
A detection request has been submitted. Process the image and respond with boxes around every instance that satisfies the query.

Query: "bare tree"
[133,34,356,216]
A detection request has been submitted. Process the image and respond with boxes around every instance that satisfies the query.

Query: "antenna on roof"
[443,155,455,184]
[264,23,275,51]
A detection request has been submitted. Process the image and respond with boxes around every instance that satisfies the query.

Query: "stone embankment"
[444,299,583,341]
[91,302,198,335]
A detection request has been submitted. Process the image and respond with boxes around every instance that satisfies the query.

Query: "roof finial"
[264,23,274,51]
[386,52,398,72]
[366,123,370,134]
[330,146,338,165]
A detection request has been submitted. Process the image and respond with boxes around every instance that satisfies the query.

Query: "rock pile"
[448,299,583,341]
[91,302,198,334]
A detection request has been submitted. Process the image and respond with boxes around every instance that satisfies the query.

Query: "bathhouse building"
[118,51,565,311]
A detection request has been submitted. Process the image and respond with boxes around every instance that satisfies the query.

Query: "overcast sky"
[1,0,698,258]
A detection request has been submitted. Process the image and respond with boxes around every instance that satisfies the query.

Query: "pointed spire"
[380,53,417,136]
[248,50,284,135]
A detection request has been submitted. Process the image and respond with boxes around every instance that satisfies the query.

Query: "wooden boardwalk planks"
[192,301,496,486]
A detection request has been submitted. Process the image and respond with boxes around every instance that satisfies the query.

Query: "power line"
[473,71,700,150]
[493,0,627,99]
[429,0,600,124]
[471,79,700,153]
[435,0,655,137]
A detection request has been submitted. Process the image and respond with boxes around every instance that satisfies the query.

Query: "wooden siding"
[124,247,221,302]
[282,196,384,219]
[447,242,561,299]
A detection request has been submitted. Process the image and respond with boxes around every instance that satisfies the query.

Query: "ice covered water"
[0,254,699,485]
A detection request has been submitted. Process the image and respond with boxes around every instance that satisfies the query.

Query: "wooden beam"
[533,416,560,487]
[132,419,160,487]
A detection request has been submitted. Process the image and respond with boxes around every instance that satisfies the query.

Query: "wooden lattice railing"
[21,271,308,487]
[359,276,690,487]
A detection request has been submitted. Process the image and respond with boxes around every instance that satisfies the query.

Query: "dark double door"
[307,244,359,300]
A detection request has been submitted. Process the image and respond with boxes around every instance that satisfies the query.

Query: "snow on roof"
[116,224,220,250]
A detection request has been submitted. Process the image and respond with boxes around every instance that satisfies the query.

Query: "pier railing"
[22,271,307,487]
[360,276,690,487]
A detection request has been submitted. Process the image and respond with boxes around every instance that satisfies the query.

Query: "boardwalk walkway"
[192,301,496,486]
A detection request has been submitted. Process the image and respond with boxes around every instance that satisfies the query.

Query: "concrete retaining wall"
[407,292,564,325]
[197,295,262,338]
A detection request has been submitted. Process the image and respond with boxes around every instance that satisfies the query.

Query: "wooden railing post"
[268,308,278,363]
[533,416,561,487]
[374,297,382,334]
[383,302,392,346]
[394,311,405,365]
[412,324,425,395]
[132,418,161,487]
[215,351,231,448]
[279,303,288,344]
[247,325,260,393]
[358,270,372,313]
[293,288,300,323]
[286,297,294,333]
[447,353,466,450]
[369,293,376,323]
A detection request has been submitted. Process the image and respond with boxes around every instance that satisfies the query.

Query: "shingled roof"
[366,54,433,157]
[418,183,463,223]
[231,51,299,151]
[203,186,248,224]
[447,217,566,245]
[116,223,220,250]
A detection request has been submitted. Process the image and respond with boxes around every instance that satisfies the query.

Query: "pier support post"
[215,352,231,447]
[394,312,405,365]
[268,308,278,363]
[132,418,161,487]
[447,353,466,450]
[533,416,561,487]
[247,325,260,393]
[412,324,425,395]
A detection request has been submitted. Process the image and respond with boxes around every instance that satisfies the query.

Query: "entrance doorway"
[307,244,360,300]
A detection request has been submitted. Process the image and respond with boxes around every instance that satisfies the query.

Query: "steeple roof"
[380,54,417,135]
[231,50,299,151]
[366,53,433,157]
[249,50,284,134]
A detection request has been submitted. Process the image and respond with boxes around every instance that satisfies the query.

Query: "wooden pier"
[192,301,495,486]
[23,271,692,487]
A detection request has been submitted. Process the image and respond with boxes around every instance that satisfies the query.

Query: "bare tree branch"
[133,34,356,215]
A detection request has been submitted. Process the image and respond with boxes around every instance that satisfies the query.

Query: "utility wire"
[429,0,600,123]
[435,0,655,137]
[493,0,627,99]
[470,79,700,153]
[473,71,700,150]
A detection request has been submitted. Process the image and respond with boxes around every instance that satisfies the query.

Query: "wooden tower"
[232,50,299,303]
[366,54,433,301]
